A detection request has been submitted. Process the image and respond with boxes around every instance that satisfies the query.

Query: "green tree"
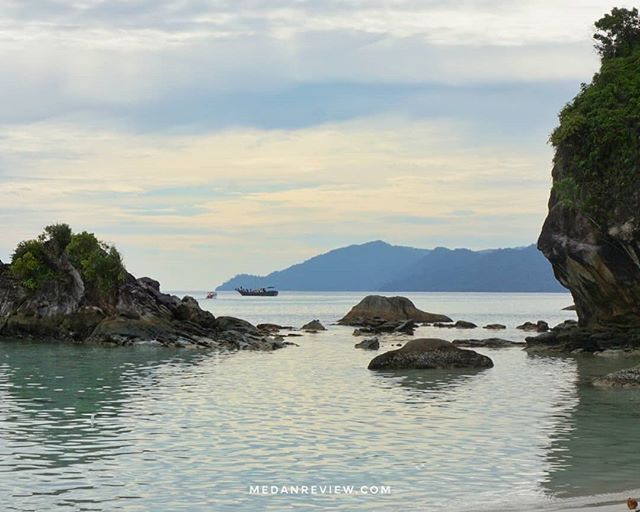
[549,7,640,225]
[66,231,126,297]
[39,223,72,256]
[10,226,126,298]
[594,7,640,60]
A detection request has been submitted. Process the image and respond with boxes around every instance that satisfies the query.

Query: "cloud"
[0,116,552,286]
[0,0,618,129]
[0,0,622,286]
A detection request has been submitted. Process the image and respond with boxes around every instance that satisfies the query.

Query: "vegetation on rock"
[550,7,640,225]
[11,224,126,298]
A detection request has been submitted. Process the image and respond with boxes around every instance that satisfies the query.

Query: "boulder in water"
[339,295,451,327]
[355,337,380,350]
[367,338,493,370]
[302,319,326,332]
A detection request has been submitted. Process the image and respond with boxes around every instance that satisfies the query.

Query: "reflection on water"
[0,292,639,511]
[542,353,640,498]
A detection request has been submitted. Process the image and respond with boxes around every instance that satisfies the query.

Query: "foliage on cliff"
[11,224,126,297]
[550,7,640,225]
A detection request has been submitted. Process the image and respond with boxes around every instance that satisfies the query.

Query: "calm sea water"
[1,292,639,511]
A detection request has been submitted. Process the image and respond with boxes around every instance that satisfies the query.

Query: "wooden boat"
[235,286,279,297]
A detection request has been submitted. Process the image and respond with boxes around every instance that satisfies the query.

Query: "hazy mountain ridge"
[217,241,564,292]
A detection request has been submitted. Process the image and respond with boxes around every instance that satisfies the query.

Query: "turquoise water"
[1,292,639,511]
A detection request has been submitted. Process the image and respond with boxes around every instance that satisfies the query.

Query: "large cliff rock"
[535,11,640,349]
[0,255,283,351]
[538,150,640,330]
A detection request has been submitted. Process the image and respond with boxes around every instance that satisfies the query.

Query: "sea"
[1,291,639,511]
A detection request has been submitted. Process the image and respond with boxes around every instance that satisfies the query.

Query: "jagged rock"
[367,338,494,370]
[338,295,451,327]
[483,323,506,330]
[452,338,524,348]
[563,305,577,311]
[355,337,380,350]
[302,319,326,332]
[593,366,640,388]
[517,320,549,332]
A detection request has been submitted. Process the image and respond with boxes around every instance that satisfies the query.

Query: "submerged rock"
[353,319,418,336]
[339,295,451,327]
[301,319,326,332]
[483,323,506,330]
[367,338,493,370]
[433,320,477,329]
[593,366,640,388]
[452,338,524,348]
[355,337,380,350]
[517,321,549,332]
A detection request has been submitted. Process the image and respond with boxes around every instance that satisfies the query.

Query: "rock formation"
[301,319,326,332]
[355,337,380,350]
[0,226,284,351]
[367,338,493,370]
[339,295,451,326]
[531,9,640,354]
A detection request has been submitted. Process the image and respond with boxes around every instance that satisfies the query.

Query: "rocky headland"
[527,12,640,367]
[0,225,284,351]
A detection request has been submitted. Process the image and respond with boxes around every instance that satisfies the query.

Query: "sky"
[0,0,632,289]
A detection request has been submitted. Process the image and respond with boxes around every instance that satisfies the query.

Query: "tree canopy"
[594,7,640,60]
[549,7,640,225]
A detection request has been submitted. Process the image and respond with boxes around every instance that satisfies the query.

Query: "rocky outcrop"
[355,337,380,350]
[593,366,640,388]
[535,26,640,347]
[517,321,549,332]
[339,295,451,327]
[367,338,493,370]
[301,320,326,332]
[0,260,283,351]
[452,338,524,348]
[483,323,506,330]
[525,319,640,353]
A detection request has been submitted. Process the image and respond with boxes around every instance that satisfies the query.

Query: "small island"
[0,224,284,351]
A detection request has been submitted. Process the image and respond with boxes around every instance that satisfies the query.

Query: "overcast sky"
[0,0,630,288]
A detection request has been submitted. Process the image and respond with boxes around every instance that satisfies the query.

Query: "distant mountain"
[217,241,565,292]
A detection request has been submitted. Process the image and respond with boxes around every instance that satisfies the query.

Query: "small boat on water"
[235,286,279,297]
[206,291,217,299]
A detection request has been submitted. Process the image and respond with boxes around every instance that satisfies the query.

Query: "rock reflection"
[537,353,640,497]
